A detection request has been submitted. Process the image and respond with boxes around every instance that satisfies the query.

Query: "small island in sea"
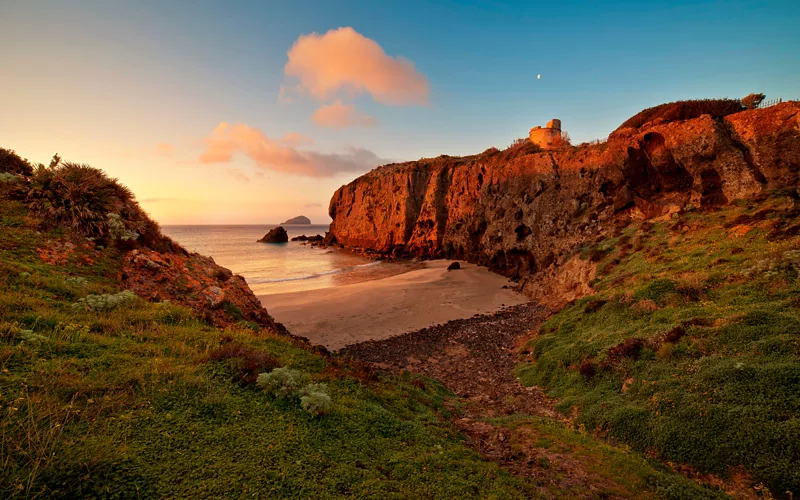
[282,215,311,224]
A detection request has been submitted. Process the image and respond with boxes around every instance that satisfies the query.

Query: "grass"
[0,196,543,498]
[518,192,800,496]
[0,179,726,497]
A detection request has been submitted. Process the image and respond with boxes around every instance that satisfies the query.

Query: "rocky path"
[340,302,554,420]
[340,303,657,497]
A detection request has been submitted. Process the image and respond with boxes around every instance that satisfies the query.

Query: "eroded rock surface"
[121,248,279,329]
[328,103,800,305]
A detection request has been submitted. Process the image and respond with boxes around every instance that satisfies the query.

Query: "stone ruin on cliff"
[529,118,562,149]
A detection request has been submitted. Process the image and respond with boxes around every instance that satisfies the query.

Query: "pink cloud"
[284,27,429,106]
[199,122,384,178]
[280,132,313,147]
[312,100,377,129]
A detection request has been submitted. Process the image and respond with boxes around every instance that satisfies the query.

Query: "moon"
[537,74,541,79]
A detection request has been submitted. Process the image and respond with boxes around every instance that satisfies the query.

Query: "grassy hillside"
[0,154,727,498]
[0,194,538,498]
[519,191,800,496]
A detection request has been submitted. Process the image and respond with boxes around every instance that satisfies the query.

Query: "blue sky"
[1,0,798,223]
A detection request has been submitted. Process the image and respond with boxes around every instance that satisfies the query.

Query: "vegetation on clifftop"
[615,98,745,131]
[519,191,800,496]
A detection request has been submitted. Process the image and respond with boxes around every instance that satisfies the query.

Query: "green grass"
[518,193,800,495]
[0,192,729,498]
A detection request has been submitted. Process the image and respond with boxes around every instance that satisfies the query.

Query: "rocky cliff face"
[328,103,800,307]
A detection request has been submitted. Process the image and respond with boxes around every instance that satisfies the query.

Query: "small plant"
[256,369,332,416]
[300,390,331,416]
[65,276,88,286]
[256,367,307,398]
[743,249,800,278]
[207,341,280,386]
[72,290,137,312]
[0,172,20,183]
[107,213,139,241]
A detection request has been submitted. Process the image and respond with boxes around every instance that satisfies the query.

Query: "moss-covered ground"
[518,192,800,496]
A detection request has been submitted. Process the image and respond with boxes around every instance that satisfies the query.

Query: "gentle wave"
[246,261,382,284]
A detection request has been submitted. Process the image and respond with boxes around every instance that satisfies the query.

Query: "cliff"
[328,102,800,307]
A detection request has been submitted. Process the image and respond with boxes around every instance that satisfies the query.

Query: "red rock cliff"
[328,103,800,305]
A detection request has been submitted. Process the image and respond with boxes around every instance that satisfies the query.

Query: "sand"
[259,260,528,350]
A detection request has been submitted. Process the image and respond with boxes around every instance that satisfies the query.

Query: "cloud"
[284,27,429,106]
[199,122,384,177]
[280,132,313,147]
[225,168,251,183]
[155,143,175,156]
[304,202,322,208]
[312,100,377,129]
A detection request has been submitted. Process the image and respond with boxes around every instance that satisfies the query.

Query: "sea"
[161,224,403,296]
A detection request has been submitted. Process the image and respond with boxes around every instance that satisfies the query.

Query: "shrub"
[741,93,765,110]
[64,277,88,286]
[256,369,332,415]
[616,99,744,131]
[300,390,331,416]
[0,172,20,184]
[107,213,139,241]
[207,341,280,386]
[0,148,33,176]
[25,162,143,239]
[72,290,137,312]
[256,367,308,398]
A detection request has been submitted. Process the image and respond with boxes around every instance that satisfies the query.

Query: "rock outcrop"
[328,102,800,307]
[258,226,289,243]
[282,215,311,224]
[121,248,279,329]
[291,234,324,242]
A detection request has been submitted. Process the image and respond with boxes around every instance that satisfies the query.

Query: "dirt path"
[340,303,655,497]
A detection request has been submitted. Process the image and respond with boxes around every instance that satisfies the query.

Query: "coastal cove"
[162,224,528,348]
[262,260,527,350]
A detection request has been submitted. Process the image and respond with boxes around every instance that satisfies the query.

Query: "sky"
[1,0,798,225]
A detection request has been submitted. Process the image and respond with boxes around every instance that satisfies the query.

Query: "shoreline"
[259,260,528,350]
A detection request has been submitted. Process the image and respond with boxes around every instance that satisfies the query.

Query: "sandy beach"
[259,260,528,350]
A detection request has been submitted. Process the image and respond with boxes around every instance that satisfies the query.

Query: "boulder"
[258,226,288,243]
[447,262,461,271]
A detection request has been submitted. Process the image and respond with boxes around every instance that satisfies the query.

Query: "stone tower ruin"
[529,119,562,149]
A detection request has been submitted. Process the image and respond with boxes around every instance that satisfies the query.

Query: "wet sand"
[259,260,528,350]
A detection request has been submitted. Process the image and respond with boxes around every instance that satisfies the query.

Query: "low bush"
[72,290,137,312]
[256,367,308,398]
[0,148,33,176]
[207,341,280,385]
[256,368,332,416]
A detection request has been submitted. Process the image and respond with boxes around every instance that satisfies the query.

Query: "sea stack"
[258,226,288,243]
[282,215,311,225]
